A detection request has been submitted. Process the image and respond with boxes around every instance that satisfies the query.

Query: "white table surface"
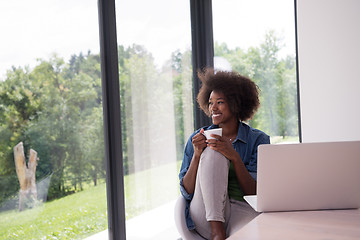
[227,209,360,240]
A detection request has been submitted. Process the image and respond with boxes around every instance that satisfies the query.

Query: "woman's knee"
[199,149,229,182]
[200,148,229,168]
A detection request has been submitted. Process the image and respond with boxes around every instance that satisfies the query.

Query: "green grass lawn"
[0,183,107,240]
[0,161,182,240]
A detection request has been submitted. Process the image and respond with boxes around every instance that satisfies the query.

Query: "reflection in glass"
[213,0,299,143]
[116,0,193,238]
[0,1,107,239]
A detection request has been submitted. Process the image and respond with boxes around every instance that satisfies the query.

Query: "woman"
[179,68,270,240]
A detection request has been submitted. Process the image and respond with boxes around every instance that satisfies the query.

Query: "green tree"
[118,45,132,175]
[171,50,185,161]
[0,66,43,205]
[214,30,298,138]
[81,107,105,186]
[0,52,105,205]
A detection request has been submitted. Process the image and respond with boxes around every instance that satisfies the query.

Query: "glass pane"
[115,0,193,238]
[212,0,299,143]
[0,1,107,239]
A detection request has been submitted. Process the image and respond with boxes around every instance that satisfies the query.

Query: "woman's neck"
[219,118,239,138]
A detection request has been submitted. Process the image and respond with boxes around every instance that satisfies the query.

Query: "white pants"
[189,148,259,239]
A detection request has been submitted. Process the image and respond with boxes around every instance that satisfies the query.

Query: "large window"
[1,1,299,239]
[212,0,299,143]
[0,1,107,239]
[115,0,193,238]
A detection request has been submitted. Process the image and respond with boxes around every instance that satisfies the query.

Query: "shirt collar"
[236,122,247,143]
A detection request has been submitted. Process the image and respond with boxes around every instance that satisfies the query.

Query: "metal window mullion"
[190,0,214,129]
[98,0,126,239]
[294,0,302,143]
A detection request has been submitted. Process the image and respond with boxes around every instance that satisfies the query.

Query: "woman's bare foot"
[210,221,226,240]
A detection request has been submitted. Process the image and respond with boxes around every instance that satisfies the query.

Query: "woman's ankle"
[210,221,226,240]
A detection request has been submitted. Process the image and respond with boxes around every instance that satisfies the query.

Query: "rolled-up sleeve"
[179,178,193,200]
[178,135,196,200]
[247,133,270,180]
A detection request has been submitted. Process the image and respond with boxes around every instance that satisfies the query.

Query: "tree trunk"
[13,142,38,211]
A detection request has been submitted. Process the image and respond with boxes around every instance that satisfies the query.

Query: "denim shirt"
[178,122,270,230]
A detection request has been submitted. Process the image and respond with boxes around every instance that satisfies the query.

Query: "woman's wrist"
[229,151,241,164]
[193,147,205,160]
[192,152,201,162]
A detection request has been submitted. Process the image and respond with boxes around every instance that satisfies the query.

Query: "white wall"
[297,0,360,142]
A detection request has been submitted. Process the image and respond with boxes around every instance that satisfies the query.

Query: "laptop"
[244,141,360,212]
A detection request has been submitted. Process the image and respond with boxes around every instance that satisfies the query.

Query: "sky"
[0,0,100,80]
[0,0,296,80]
[212,0,296,53]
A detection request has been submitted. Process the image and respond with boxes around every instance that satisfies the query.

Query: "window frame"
[190,0,214,129]
[98,0,126,239]
[294,0,302,142]
[98,0,302,239]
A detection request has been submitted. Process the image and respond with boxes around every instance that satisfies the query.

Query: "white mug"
[203,128,222,139]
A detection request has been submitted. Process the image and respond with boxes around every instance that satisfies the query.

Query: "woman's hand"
[192,128,207,158]
[182,129,207,194]
[206,134,238,162]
